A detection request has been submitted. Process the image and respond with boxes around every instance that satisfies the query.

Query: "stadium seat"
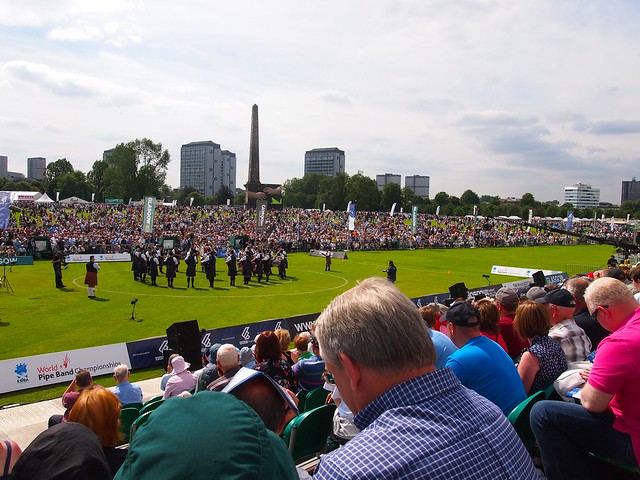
[296,390,307,413]
[304,386,329,412]
[129,410,153,441]
[143,395,163,406]
[138,398,164,416]
[124,402,143,412]
[282,403,337,462]
[118,407,141,444]
[507,390,545,453]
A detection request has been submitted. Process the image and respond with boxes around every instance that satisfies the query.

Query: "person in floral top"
[513,301,567,395]
[254,331,298,392]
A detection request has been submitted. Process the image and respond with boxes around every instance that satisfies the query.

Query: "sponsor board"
[0,256,33,266]
[65,253,132,263]
[490,265,562,278]
[0,343,129,394]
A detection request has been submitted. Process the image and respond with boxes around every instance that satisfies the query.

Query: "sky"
[1,1,639,204]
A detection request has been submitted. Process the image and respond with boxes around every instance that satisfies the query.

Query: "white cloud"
[0,0,639,204]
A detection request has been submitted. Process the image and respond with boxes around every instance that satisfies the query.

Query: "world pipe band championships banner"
[0,344,130,394]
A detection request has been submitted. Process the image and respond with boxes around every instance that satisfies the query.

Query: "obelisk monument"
[245,104,261,204]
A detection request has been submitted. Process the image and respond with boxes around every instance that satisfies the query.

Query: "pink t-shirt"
[588,306,640,463]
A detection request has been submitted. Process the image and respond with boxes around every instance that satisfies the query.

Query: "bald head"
[584,277,639,332]
[217,344,240,372]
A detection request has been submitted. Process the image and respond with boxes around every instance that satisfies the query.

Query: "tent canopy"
[59,196,89,204]
[34,193,54,203]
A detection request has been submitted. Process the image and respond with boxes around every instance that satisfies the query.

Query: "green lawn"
[0,244,611,405]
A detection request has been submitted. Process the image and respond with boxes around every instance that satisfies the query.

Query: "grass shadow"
[92,297,110,302]
[0,321,9,327]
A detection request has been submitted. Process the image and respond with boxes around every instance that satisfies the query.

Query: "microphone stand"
[482,275,493,286]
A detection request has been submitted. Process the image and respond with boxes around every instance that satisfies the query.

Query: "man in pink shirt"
[531,277,639,479]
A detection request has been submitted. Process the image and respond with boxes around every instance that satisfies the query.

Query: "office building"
[404,175,430,198]
[0,155,26,181]
[621,178,640,204]
[564,182,600,209]
[27,157,46,180]
[180,141,236,197]
[304,148,345,177]
[376,173,401,191]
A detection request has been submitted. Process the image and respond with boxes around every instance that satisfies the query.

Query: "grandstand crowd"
[1,202,636,256]
[2,202,640,478]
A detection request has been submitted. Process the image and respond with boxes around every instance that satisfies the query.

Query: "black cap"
[443,302,481,327]
[536,288,576,308]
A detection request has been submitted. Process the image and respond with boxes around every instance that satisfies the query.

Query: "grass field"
[0,244,612,405]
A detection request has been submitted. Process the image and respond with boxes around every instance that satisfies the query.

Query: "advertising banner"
[412,205,418,234]
[0,256,33,266]
[256,199,267,234]
[348,203,356,231]
[142,196,156,233]
[0,343,129,394]
[65,253,131,263]
[490,265,562,277]
[0,191,10,229]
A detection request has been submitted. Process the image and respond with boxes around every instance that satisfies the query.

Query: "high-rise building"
[304,148,345,177]
[180,141,236,197]
[621,178,640,204]
[405,175,430,198]
[564,182,600,209]
[0,155,7,177]
[27,157,46,180]
[376,173,401,191]
[220,150,237,194]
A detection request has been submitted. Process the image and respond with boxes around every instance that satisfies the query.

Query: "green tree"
[381,182,403,211]
[520,192,536,207]
[460,189,480,206]
[345,174,380,211]
[331,172,348,211]
[44,158,74,197]
[57,171,93,200]
[215,184,234,205]
[186,191,205,207]
[433,191,450,206]
[87,160,110,202]
[102,138,170,199]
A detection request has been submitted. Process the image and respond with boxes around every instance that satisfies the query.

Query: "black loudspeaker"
[532,271,546,287]
[166,320,202,371]
[448,282,468,300]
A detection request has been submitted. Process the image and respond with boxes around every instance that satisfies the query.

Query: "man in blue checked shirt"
[314,277,538,480]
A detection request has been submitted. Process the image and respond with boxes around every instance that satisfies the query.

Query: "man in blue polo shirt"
[112,364,143,406]
[292,336,325,392]
[445,301,526,416]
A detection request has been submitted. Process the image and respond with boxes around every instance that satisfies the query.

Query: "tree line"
[1,137,638,219]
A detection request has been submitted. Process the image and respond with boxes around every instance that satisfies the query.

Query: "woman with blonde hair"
[274,328,294,365]
[68,388,126,477]
[513,301,567,395]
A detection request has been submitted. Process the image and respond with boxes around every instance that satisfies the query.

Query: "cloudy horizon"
[1,0,639,204]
